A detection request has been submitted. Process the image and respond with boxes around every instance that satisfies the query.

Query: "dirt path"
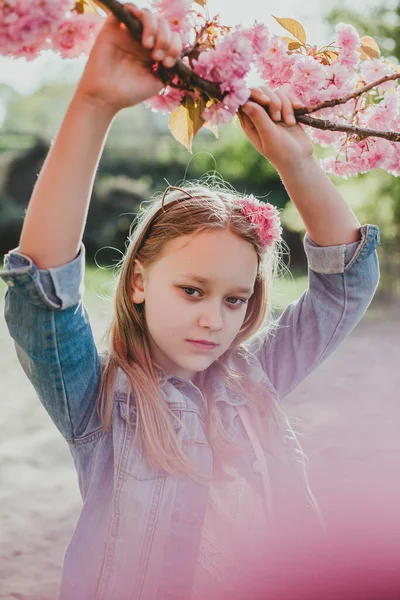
[1,300,400,599]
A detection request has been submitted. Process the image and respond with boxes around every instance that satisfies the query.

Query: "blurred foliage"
[0,82,307,269]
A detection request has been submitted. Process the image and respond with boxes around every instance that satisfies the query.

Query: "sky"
[0,0,395,95]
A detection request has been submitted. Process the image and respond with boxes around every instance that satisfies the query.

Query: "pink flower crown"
[239,196,283,250]
[160,186,282,250]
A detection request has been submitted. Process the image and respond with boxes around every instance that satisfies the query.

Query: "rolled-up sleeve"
[251,224,380,398]
[0,244,102,441]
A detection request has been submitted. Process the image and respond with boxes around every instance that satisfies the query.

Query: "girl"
[0,5,380,600]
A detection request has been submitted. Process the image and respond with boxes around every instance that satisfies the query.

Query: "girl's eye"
[181,287,247,306]
[227,297,248,306]
[182,287,201,297]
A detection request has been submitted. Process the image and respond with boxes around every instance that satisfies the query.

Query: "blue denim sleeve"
[0,244,102,441]
[251,224,380,398]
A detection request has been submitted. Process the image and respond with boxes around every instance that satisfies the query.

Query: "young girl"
[1,5,380,600]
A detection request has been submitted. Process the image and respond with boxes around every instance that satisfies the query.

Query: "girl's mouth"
[186,340,219,351]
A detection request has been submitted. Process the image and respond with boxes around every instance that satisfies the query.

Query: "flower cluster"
[239,196,283,250]
[0,0,102,60]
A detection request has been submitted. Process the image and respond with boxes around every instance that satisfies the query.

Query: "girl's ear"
[131,259,145,304]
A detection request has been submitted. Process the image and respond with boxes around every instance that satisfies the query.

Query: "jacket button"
[6,279,15,287]
[252,459,263,474]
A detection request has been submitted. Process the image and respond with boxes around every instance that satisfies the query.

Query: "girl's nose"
[198,303,224,331]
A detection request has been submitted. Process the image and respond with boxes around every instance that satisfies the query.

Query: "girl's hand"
[238,85,314,172]
[76,4,183,114]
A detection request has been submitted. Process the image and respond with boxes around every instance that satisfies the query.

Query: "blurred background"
[1,0,400,598]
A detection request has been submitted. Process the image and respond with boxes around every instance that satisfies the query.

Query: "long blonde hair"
[97,176,285,476]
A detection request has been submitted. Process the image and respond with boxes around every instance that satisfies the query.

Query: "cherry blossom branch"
[296,73,400,116]
[97,0,400,142]
[295,115,400,142]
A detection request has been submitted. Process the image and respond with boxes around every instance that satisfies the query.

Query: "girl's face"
[132,228,258,381]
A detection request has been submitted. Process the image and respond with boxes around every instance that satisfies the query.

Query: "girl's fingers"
[138,7,158,49]
[289,93,305,109]
[250,87,270,105]
[249,85,304,125]
[241,101,276,139]
[238,106,257,134]
[276,89,296,126]
[249,86,282,122]
[152,16,171,61]
[163,31,183,67]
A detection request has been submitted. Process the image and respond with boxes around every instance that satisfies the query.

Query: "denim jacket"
[1,224,380,600]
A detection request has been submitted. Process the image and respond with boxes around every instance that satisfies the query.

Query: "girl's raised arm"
[0,6,183,440]
[18,6,183,269]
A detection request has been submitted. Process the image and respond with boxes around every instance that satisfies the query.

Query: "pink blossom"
[241,22,270,55]
[320,157,363,179]
[361,59,397,92]
[202,103,236,126]
[309,128,346,148]
[0,0,74,59]
[326,62,357,93]
[338,51,359,71]
[193,27,253,84]
[290,56,327,94]
[260,55,296,88]
[239,196,282,249]
[154,0,191,27]
[386,143,400,176]
[355,137,394,170]
[254,34,292,84]
[222,85,251,111]
[360,89,398,130]
[201,83,250,125]
[145,86,186,113]
[335,24,360,71]
[336,23,360,54]
[50,12,103,59]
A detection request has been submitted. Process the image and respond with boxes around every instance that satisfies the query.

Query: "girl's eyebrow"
[178,274,254,295]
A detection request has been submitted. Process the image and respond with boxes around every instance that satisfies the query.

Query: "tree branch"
[296,115,400,142]
[296,73,400,116]
[96,0,400,143]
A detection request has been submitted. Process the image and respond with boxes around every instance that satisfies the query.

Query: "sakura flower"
[239,196,282,249]
[361,58,397,92]
[326,62,357,94]
[386,143,400,176]
[290,56,327,95]
[320,157,363,179]
[193,27,253,84]
[241,22,270,55]
[336,23,360,54]
[309,128,346,148]
[145,86,186,113]
[202,103,236,125]
[360,89,398,130]
[254,34,293,84]
[0,0,74,59]
[50,12,103,59]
